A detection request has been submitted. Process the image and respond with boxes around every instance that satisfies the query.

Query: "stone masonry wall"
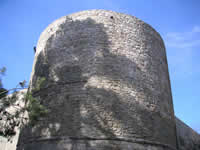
[176,117,200,150]
[1,116,200,150]
[16,10,178,150]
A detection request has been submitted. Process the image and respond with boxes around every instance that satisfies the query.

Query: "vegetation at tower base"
[26,77,48,125]
[0,68,48,141]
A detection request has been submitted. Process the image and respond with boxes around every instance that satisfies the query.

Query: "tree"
[0,67,8,98]
[0,67,47,141]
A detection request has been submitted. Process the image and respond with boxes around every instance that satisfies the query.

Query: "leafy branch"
[0,67,48,141]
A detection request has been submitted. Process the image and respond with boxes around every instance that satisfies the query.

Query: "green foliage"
[0,74,48,140]
[26,91,48,125]
[26,76,48,125]
[19,80,26,88]
[0,67,7,99]
[33,77,46,92]
[0,88,8,99]
[0,67,6,88]
[0,67,6,74]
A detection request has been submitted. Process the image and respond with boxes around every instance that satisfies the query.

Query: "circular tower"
[17,10,177,150]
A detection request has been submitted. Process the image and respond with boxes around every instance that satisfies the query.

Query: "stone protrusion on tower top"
[17,10,178,150]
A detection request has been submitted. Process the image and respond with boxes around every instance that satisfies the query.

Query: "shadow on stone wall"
[17,16,177,150]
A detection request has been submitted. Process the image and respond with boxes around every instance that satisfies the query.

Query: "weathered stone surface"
[16,9,178,150]
[176,117,200,150]
[2,117,200,150]
[0,90,27,150]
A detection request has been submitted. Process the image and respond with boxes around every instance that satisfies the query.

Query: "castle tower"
[17,10,178,150]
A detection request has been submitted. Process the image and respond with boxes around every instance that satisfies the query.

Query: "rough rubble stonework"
[175,117,200,150]
[16,9,177,150]
[0,10,199,150]
[16,9,178,150]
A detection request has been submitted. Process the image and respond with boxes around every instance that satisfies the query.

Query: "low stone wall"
[176,117,200,150]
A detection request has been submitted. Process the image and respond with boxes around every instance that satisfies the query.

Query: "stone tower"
[17,10,178,150]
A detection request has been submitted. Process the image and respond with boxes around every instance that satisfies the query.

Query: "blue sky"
[0,0,200,133]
